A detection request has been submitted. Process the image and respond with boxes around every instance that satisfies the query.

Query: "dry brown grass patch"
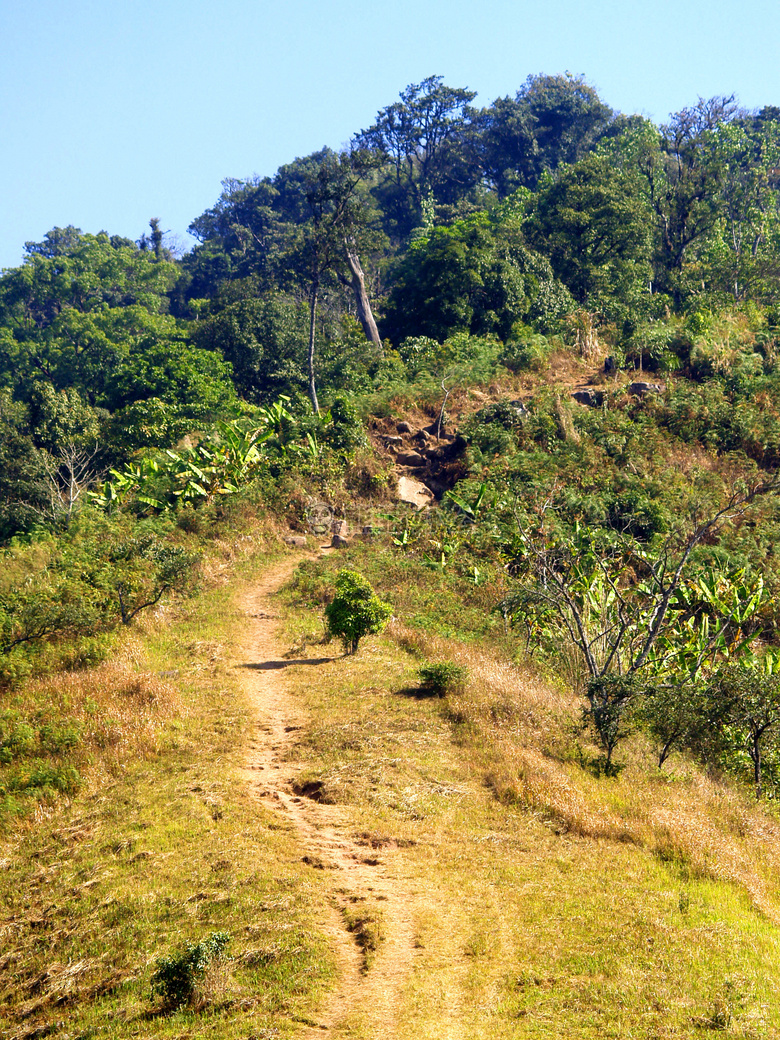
[387,618,780,923]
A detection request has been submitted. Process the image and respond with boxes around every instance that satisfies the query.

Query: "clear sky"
[1,0,778,270]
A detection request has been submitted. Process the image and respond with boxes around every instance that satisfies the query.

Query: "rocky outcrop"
[396,450,426,467]
[397,475,435,510]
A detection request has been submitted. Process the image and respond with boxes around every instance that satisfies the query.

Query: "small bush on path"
[325,570,393,655]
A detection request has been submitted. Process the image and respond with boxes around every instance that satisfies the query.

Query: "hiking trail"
[235,554,418,1038]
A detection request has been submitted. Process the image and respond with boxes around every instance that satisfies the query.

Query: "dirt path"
[235,555,418,1038]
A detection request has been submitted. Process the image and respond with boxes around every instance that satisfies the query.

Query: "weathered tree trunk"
[344,243,382,350]
[308,281,320,415]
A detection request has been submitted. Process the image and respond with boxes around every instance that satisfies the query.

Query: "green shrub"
[500,333,552,372]
[418,662,469,696]
[325,570,393,655]
[150,931,231,1010]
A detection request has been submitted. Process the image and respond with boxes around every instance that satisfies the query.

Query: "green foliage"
[90,411,289,514]
[499,331,553,371]
[3,761,81,798]
[322,396,367,454]
[0,391,50,541]
[0,713,82,764]
[0,512,198,677]
[385,211,573,344]
[584,674,645,770]
[525,152,653,321]
[418,662,469,696]
[462,399,527,460]
[150,931,231,1010]
[324,570,393,655]
[193,292,309,402]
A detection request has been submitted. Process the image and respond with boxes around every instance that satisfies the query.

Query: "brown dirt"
[235,554,418,1038]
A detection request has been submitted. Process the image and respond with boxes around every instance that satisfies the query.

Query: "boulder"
[396,450,426,467]
[397,475,434,510]
[426,434,467,461]
[283,535,308,548]
[331,518,349,539]
[423,421,450,438]
[396,421,413,434]
[572,389,604,407]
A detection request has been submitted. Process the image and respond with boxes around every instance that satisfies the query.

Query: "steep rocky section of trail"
[235,556,418,1038]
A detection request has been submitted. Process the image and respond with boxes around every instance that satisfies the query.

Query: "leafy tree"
[184,178,287,300]
[0,230,178,336]
[525,153,653,318]
[471,95,539,198]
[0,393,50,541]
[274,148,385,411]
[703,663,780,797]
[504,480,779,763]
[636,96,739,306]
[355,75,478,237]
[699,117,780,303]
[385,210,572,343]
[518,73,614,182]
[0,235,236,454]
[325,570,393,655]
[193,293,309,402]
[0,230,237,448]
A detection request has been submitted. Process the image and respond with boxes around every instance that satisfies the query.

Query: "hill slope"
[4,539,779,1037]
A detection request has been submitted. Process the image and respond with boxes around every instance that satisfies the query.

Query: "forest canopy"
[2,71,780,545]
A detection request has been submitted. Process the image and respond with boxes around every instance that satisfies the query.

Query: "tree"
[472,95,539,198]
[0,392,50,542]
[325,570,393,655]
[699,116,780,303]
[518,73,614,183]
[275,148,384,412]
[636,96,739,306]
[525,152,653,317]
[384,210,573,343]
[185,177,287,297]
[704,664,780,798]
[355,76,478,237]
[505,479,780,764]
[193,293,309,402]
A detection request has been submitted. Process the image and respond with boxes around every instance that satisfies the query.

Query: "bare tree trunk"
[308,283,320,415]
[344,243,382,350]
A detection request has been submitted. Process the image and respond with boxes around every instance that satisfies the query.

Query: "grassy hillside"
[4,503,780,1038]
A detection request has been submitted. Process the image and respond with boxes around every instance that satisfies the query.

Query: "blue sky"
[1,0,778,270]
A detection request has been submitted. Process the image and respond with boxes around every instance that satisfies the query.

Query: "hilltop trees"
[355,76,479,238]
[525,152,653,319]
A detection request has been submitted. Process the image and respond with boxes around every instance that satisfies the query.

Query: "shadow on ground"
[237,657,336,671]
[394,685,443,700]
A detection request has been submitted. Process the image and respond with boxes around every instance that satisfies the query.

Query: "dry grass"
[0,545,337,1039]
[277,581,780,1037]
[6,536,780,1038]
[386,619,780,930]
